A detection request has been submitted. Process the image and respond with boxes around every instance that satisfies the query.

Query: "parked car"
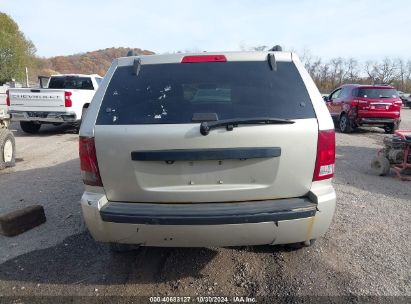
[398,91,410,105]
[7,74,102,134]
[0,86,15,170]
[79,50,336,250]
[404,95,411,108]
[324,84,402,133]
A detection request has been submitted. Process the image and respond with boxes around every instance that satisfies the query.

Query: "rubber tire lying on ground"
[371,155,391,176]
[0,129,16,170]
[20,121,41,134]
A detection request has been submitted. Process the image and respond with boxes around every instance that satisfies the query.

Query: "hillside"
[29,47,154,81]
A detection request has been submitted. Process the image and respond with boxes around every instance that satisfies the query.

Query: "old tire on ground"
[339,114,353,133]
[0,129,16,170]
[20,121,41,134]
[371,155,391,176]
[109,243,140,253]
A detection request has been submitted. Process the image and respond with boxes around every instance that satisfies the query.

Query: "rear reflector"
[313,129,335,181]
[65,91,72,107]
[79,137,103,186]
[6,90,10,106]
[181,55,227,63]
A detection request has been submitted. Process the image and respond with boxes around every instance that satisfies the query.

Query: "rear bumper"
[357,117,400,126]
[81,182,336,247]
[9,110,77,123]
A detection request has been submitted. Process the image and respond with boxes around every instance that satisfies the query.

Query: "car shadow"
[0,232,218,285]
[9,122,78,138]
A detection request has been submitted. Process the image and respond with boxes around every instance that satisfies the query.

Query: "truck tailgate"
[9,89,66,112]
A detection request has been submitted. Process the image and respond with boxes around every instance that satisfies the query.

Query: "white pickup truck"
[7,74,102,133]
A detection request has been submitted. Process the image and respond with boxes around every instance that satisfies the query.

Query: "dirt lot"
[0,110,410,299]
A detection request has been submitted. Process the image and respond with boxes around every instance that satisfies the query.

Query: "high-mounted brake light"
[181,55,227,63]
[6,90,10,106]
[64,91,72,107]
[313,129,335,181]
[79,137,103,186]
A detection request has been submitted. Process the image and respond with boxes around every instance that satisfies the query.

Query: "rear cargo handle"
[131,147,281,161]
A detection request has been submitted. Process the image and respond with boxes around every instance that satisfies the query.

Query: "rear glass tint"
[97,61,315,125]
[353,88,398,99]
[48,76,94,90]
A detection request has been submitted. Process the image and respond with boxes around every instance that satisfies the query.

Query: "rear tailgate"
[9,88,66,112]
[355,87,402,118]
[94,59,319,203]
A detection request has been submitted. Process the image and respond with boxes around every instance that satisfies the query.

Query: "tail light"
[313,129,335,181]
[181,55,227,63]
[65,91,72,107]
[6,90,10,106]
[79,137,103,186]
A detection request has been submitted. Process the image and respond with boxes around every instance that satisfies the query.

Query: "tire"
[20,121,41,134]
[339,114,353,133]
[109,243,140,253]
[384,123,399,134]
[371,155,391,176]
[0,129,16,170]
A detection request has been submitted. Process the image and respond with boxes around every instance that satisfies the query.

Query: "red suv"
[325,84,402,133]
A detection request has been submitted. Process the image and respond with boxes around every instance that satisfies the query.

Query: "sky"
[1,0,410,61]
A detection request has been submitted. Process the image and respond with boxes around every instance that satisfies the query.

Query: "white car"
[7,74,102,133]
[80,48,336,250]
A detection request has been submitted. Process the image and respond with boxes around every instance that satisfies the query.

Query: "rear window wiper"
[200,117,295,136]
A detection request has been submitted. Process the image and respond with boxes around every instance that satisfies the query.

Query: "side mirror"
[322,96,329,102]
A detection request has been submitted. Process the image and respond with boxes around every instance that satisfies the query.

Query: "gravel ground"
[0,110,410,299]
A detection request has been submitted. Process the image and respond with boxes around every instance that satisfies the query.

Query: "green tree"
[0,12,36,84]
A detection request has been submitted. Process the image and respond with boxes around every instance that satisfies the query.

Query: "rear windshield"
[97,61,315,125]
[48,76,94,90]
[353,88,398,99]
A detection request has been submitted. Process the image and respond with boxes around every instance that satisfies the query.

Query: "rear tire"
[0,129,16,170]
[371,155,391,176]
[20,121,41,134]
[339,114,353,133]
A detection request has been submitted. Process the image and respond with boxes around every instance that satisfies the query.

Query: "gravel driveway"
[0,110,410,299]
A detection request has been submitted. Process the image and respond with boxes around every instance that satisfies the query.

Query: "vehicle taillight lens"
[313,129,335,181]
[6,90,10,106]
[79,137,103,186]
[181,55,227,63]
[65,91,72,107]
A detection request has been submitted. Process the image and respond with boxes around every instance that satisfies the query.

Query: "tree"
[0,12,36,84]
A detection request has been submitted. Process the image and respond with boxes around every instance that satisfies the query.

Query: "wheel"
[384,123,399,134]
[20,121,41,134]
[339,114,353,133]
[371,155,391,176]
[109,243,140,253]
[0,129,16,170]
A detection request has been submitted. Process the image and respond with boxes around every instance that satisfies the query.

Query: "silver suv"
[79,49,336,250]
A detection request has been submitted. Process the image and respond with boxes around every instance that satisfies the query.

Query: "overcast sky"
[1,0,410,61]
